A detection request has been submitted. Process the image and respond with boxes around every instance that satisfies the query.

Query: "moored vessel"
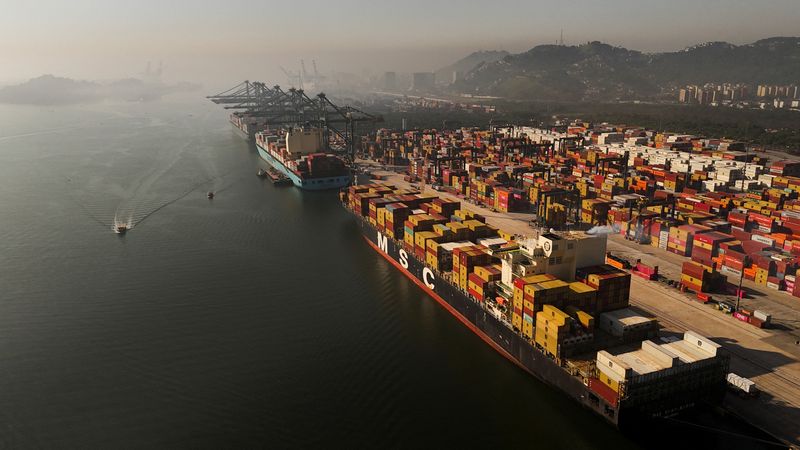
[340,182,730,428]
[255,127,352,190]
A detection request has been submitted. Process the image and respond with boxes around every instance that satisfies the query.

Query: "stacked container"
[522,280,571,339]
[680,261,725,293]
[453,246,492,291]
[512,274,556,332]
[692,231,735,270]
[667,224,711,256]
[568,281,598,312]
[534,305,574,357]
[468,265,501,301]
[576,265,631,313]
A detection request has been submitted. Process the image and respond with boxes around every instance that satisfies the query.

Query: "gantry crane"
[208,81,382,162]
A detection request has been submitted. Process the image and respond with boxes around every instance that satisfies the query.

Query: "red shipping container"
[588,378,619,407]
[468,288,484,302]
[723,259,745,271]
[724,251,747,264]
[731,228,752,241]
[682,261,706,278]
[692,254,715,269]
[733,311,750,323]
[742,240,770,255]
[682,281,703,293]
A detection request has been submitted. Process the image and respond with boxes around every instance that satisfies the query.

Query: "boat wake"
[112,211,133,234]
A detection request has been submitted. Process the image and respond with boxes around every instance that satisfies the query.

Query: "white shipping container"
[727,373,756,394]
[759,174,775,187]
[754,310,772,323]
[720,265,742,279]
[781,210,800,220]
[751,234,774,246]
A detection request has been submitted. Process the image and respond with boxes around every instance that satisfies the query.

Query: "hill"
[445,37,800,101]
[0,74,200,105]
[436,50,509,83]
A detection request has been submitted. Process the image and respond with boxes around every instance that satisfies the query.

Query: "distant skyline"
[2,0,799,89]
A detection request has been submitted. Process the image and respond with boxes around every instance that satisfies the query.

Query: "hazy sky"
[2,0,798,89]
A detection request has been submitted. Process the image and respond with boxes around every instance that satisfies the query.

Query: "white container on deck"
[727,373,756,394]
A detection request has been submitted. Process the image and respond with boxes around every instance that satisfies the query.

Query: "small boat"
[207,191,215,199]
[115,224,128,234]
[267,168,292,186]
[257,168,267,177]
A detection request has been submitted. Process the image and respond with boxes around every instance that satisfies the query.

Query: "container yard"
[355,123,800,447]
[358,124,800,309]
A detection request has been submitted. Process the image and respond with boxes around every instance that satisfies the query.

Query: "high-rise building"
[411,72,435,91]
[679,88,691,103]
[383,72,397,91]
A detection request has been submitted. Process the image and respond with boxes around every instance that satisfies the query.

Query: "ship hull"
[230,120,255,140]
[355,215,624,426]
[256,144,351,191]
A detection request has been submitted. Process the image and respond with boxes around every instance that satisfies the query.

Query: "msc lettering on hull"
[376,231,436,290]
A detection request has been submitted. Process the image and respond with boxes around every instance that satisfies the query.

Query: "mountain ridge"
[442,37,800,101]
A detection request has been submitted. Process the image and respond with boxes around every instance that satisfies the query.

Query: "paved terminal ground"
[362,161,800,448]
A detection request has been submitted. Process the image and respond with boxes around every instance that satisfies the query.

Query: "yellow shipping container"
[454,209,474,221]
[463,219,487,231]
[534,328,559,356]
[512,312,522,330]
[498,229,514,241]
[523,299,534,311]
[426,252,439,270]
[694,240,712,251]
[415,231,438,249]
[536,315,571,338]
[513,287,524,306]
[541,304,570,324]
[681,274,704,286]
[598,369,620,392]
[522,321,534,339]
[404,230,414,247]
[447,221,469,236]
[474,265,500,282]
[467,279,484,295]
[377,208,386,226]
[409,214,432,226]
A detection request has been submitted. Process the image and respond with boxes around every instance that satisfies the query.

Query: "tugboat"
[207,191,215,199]
[267,168,292,186]
[115,224,128,234]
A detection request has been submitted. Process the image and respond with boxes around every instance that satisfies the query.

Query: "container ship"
[341,182,730,428]
[255,127,352,190]
[230,112,267,140]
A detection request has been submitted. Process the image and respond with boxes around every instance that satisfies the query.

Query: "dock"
[363,161,800,448]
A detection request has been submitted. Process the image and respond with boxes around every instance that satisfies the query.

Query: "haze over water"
[0,98,766,448]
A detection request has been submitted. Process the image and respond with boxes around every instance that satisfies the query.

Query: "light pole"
[736,269,744,312]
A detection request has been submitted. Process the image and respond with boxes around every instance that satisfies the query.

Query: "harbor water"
[0,98,778,449]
